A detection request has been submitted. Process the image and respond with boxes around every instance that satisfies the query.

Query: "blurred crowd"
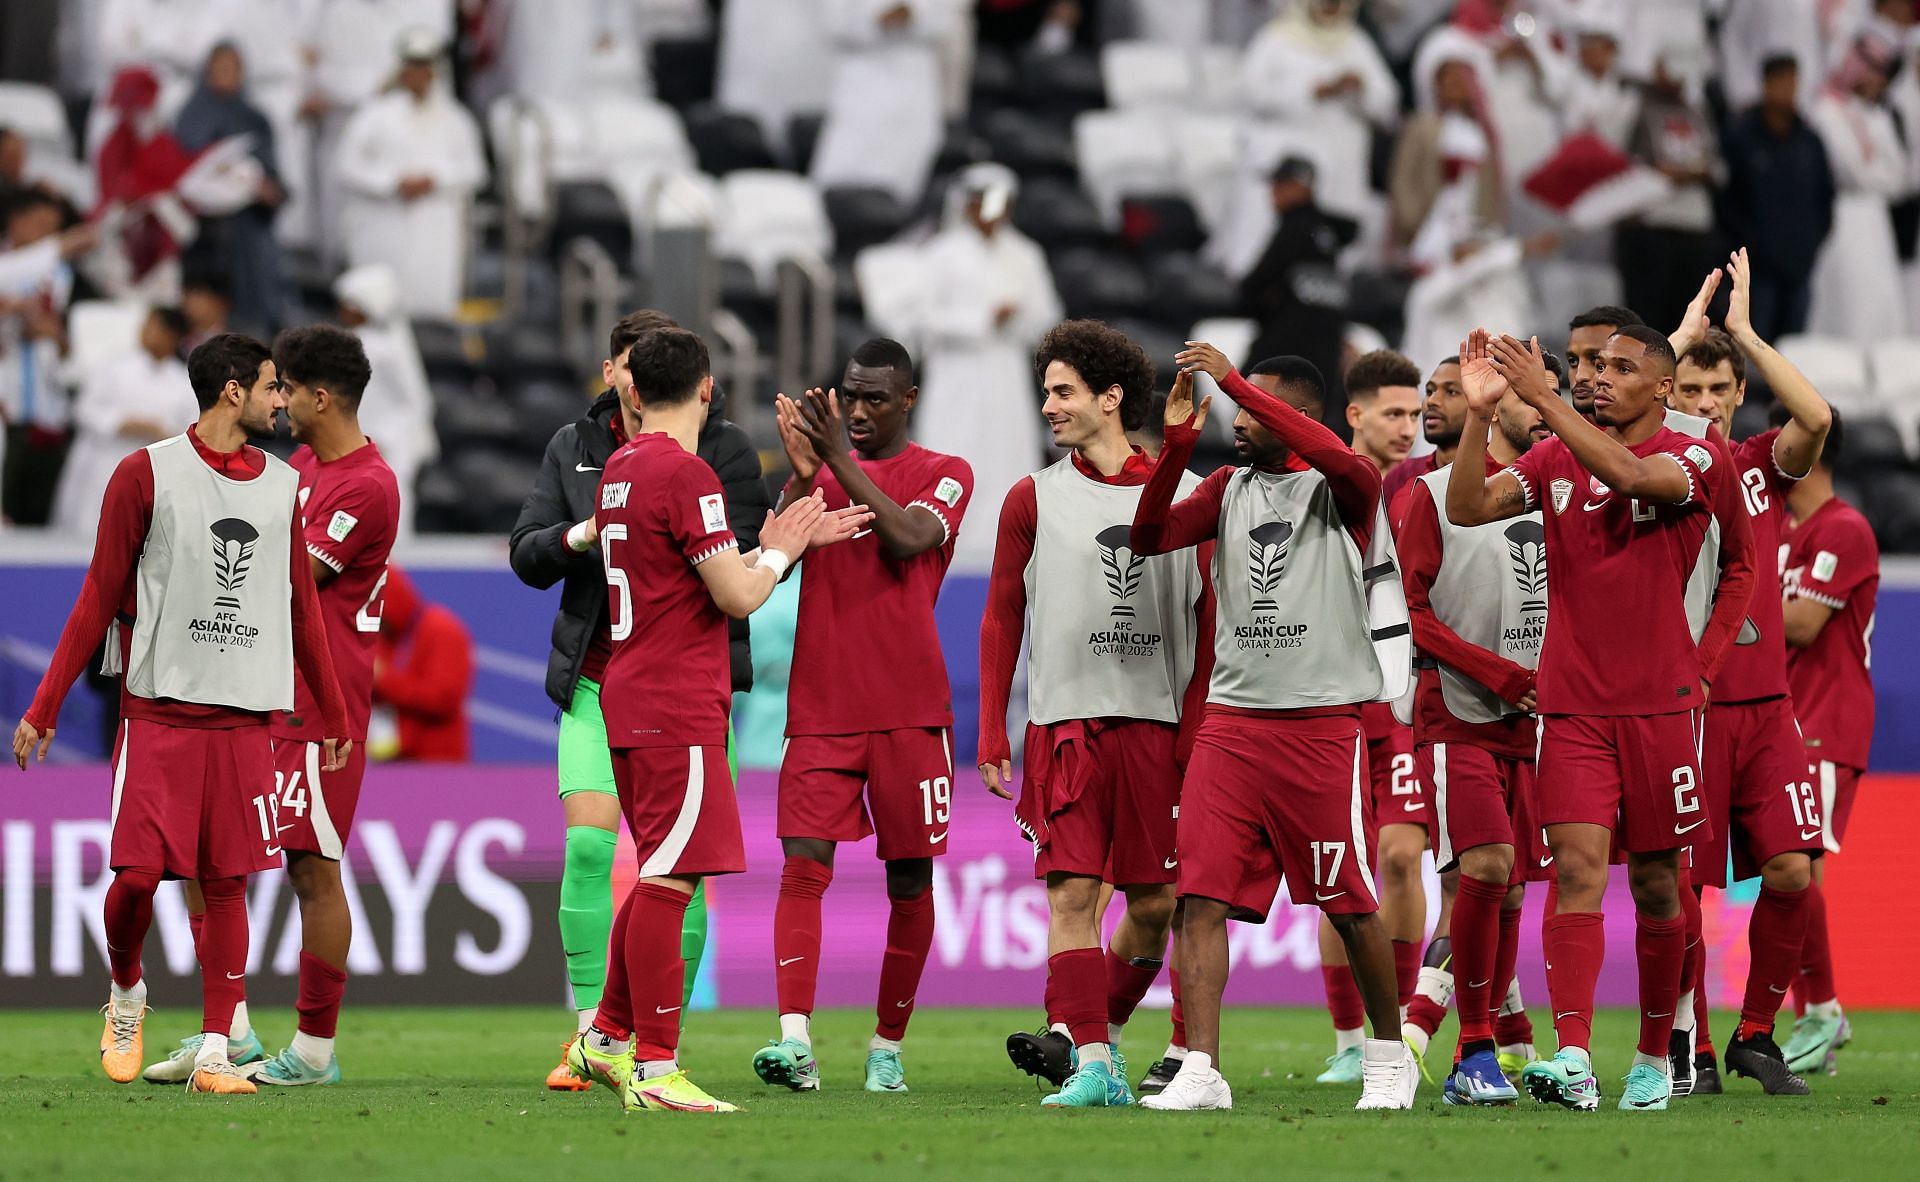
[2,0,1919,550]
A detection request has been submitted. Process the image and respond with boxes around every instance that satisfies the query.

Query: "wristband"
[757,548,792,579]
[566,521,594,552]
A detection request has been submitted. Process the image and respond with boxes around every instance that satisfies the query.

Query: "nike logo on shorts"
[778,957,806,967]
[575,463,601,472]
[1674,819,1707,835]
[1163,857,1178,870]
[1539,855,1554,867]
[930,829,948,843]
[1404,801,1423,812]
[1315,891,1346,902]
[1799,829,1822,842]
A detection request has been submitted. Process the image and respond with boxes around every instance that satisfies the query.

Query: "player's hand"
[774,393,822,481]
[575,515,599,549]
[13,719,52,771]
[980,759,1014,800]
[1490,334,1555,409]
[1723,246,1755,340]
[1163,369,1211,432]
[1670,267,1721,356]
[1175,341,1232,385]
[1516,690,1537,713]
[795,387,852,464]
[807,503,874,547]
[761,490,826,561]
[1457,328,1509,416]
[322,737,352,773]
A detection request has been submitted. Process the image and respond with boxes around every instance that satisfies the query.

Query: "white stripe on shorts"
[640,746,706,878]
[940,729,953,778]
[1350,731,1377,903]
[110,723,129,830]
[1818,760,1841,855]
[1433,743,1453,869]
[305,741,345,859]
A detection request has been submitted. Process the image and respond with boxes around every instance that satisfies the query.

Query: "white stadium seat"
[1171,112,1242,232]
[1073,109,1179,224]
[1100,41,1197,110]
[1867,337,1920,452]
[64,300,148,383]
[0,81,73,159]
[715,170,833,288]
[1777,335,1874,417]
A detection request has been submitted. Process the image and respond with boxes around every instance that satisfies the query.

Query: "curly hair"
[1032,319,1155,431]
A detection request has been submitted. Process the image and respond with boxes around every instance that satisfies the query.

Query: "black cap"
[1269,155,1317,187]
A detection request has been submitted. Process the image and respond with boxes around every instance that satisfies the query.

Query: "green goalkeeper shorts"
[557,676,737,797]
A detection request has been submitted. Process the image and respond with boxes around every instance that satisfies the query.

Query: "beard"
[241,407,280,441]
[1498,420,1536,454]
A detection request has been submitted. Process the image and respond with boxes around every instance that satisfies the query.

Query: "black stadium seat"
[1143,252,1238,327]
[451,450,544,533]
[787,112,824,173]
[1119,195,1206,258]
[683,105,777,175]
[435,391,521,454]
[1842,414,1909,471]
[824,186,912,256]
[970,45,1020,116]
[982,109,1077,181]
[650,37,717,109]
[1052,247,1148,321]
[1012,176,1104,251]
[511,379,588,450]
[549,180,632,265]
[1021,50,1106,117]
[1110,317,1188,388]
[1863,469,1920,552]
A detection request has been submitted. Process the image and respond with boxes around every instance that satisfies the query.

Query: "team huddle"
[12,246,1878,1116]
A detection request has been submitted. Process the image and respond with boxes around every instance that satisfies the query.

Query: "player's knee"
[1046,874,1102,920]
[1378,828,1425,880]
[781,838,836,868]
[287,855,342,902]
[1761,852,1811,894]
[1503,882,1526,910]
[563,827,617,882]
[1440,867,1460,902]
[1626,859,1680,914]
[1459,844,1514,886]
[113,867,164,896]
[1123,887,1176,935]
[1178,894,1230,933]
[884,858,933,898]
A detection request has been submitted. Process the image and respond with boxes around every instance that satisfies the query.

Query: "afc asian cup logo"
[1247,519,1294,612]
[1094,524,1145,618]
[209,517,259,611]
[1503,519,1547,612]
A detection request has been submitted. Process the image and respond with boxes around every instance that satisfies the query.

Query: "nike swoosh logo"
[575,463,601,472]
[895,1000,913,1008]
[1164,857,1179,870]
[930,829,947,843]
[1539,855,1554,868]
[1555,1011,1580,1020]
[1315,891,1347,902]
[1468,980,1491,989]
[1581,499,1610,512]
[1674,819,1707,835]
[1647,1012,1671,1019]
[1769,985,1788,994]
[226,971,244,980]
[1404,801,1423,812]
[655,1005,680,1014]
[1799,829,1822,842]
[778,957,805,967]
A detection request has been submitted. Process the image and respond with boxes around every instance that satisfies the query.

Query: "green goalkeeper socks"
[559,825,619,1012]
[681,880,709,1012]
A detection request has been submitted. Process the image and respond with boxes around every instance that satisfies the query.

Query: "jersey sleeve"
[1739,428,1800,498]
[977,476,1037,768]
[304,472,396,573]
[1504,441,1553,512]
[1658,436,1719,509]
[665,462,739,566]
[1795,515,1879,608]
[906,454,974,546]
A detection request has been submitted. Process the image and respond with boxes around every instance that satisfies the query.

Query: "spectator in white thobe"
[334,264,436,538]
[810,0,961,207]
[903,165,1061,570]
[334,30,487,319]
[1241,0,1399,221]
[716,0,835,154]
[1808,38,1911,344]
[1556,24,1637,148]
[51,305,197,535]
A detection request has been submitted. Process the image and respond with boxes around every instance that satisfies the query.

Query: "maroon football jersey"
[786,444,973,736]
[595,432,736,749]
[1712,429,1795,702]
[1507,427,1720,716]
[274,442,399,742]
[1784,496,1878,769]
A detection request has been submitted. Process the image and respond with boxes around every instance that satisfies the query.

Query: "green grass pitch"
[1,1006,1914,1180]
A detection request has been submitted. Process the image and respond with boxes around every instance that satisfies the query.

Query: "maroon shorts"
[1177,711,1376,921]
[1812,757,1863,854]
[779,728,955,860]
[1536,710,1710,854]
[1016,719,1179,887]
[109,718,278,879]
[270,738,369,860]
[613,744,746,878]
[1367,718,1427,829]
[1692,698,1825,887]
[1420,740,1538,885]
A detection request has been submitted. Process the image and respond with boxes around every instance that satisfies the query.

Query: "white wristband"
[757,548,792,579]
[566,521,594,552]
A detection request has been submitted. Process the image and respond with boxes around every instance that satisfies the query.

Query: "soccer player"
[1779,409,1876,1076]
[1381,355,1467,520]
[1307,347,1432,1084]
[1397,353,1552,1105]
[1446,325,1755,1112]
[978,320,1210,1109]
[1133,343,1419,1113]
[1665,249,1831,1096]
[12,333,349,1095]
[1565,305,1645,421]
[141,326,399,1087]
[509,310,765,1089]
[751,339,973,1094]
[564,328,867,1114]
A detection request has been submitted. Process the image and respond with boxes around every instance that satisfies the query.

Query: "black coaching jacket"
[509,388,769,711]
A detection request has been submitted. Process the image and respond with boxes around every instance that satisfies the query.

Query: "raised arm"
[1447,329,1531,526]
[1723,247,1832,478]
[1132,370,1224,555]
[1491,334,1694,504]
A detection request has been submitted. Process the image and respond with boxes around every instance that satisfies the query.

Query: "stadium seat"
[682,105,777,175]
[490,323,576,386]
[1192,45,1245,111]
[1842,413,1909,472]
[63,300,146,380]
[450,449,545,532]
[1110,317,1188,387]
[436,392,522,455]
[412,463,468,533]
[1777,335,1874,417]
[824,186,912,257]
[550,180,634,264]
[1144,252,1238,326]
[1863,469,1920,552]
[1120,195,1207,259]
[1073,109,1179,223]
[1021,50,1107,117]
[1867,337,1920,451]
[982,109,1078,182]
[1011,176,1105,251]
[787,112,825,173]
[853,242,926,342]
[0,81,74,163]
[414,321,478,384]
[934,119,991,177]
[1171,112,1244,231]
[650,36,718,109]
[1099,41,1196,111]
[970,45,1021,116]
[714,170,834,288]
[512,378,588,448]
[1052,247,1149,321]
